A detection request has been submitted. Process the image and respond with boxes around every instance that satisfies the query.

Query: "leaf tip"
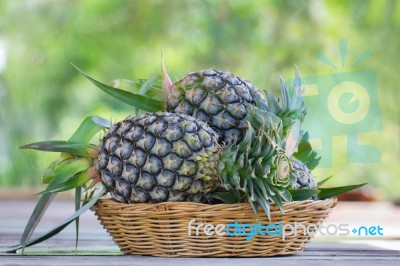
[161,52,173,95]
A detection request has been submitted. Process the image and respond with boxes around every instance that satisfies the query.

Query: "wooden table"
[1,199,399,265]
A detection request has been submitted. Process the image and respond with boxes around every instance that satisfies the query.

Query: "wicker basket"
[91,198,337,257]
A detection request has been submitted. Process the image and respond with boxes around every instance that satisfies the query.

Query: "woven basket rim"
[94,197,337,207]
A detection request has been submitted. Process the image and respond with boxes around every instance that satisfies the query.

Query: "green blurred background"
[0,0,398,199]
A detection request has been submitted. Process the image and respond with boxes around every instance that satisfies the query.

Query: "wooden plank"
[0,255,399,266]
[1,199,399,265]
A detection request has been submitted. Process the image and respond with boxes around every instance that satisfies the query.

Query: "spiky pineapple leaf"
[293,131,320,170]
[256,196,270,220]
[289,188,320,201]
[46,170,93,194]
[19,193,56,251]
[41,116,110,184]
[263,69,306,139]
[75,186,81,250]
[3,188,105,253]
[317,175,333,186]
[19,178,62,248]
[285,121,302,157]
[69,116,112,143]
[138,75,161,95]
[37,159,91,195]
[210,190,240,204]
[111,76,162,93]
[136,78,162,90]
[42,160,58,184]
[19,116,108,250]
[73,64,164,112]
[318,183,367,200]
[20,158,89,248]
[273,186,292,202]
[249,200,260,219]
[111,76,164,115]
[271,194,284,213]
[19,141,96,158]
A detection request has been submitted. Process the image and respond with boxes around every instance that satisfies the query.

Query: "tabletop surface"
[1,197,399,266]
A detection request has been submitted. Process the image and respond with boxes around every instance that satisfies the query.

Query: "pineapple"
[290,157,317,189]
[97,110,292,211]
[94,67,309,209]
[162,68,267,145]
[258,69,319,191]
[97,112,221,203]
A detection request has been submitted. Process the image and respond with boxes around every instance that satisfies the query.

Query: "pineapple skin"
[166,69,267,145]
[96,112,221,203]
[290,157,317,189]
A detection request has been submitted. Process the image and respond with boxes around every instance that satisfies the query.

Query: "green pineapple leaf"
[249,200,260,219]
[19,193,57,251]
[73,64,164,112]
[111,76,164,115]
[44,169,94,194]
[264,73,306,137]
[19,116,108,251]
[111,77,163,93]
[19,158,90,248]
[137,75,161,95]
[37,158,92,195]
[74,186,81,250]
[110,78,164,103]
[317,175,333,186]
[3,188,105,254]
[69,116,112,143]
[256,196,270,220]
[289,188,320,201]
[19,141,97,158]
[42,160,58,184]
[273,186,292,202]
[293,131,321,170]
[318,183,367,200]
[210,190,241,204]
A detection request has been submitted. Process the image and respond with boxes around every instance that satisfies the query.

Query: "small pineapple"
[96,112,221,203]
[290,157,317,189]
[163,68,267,145]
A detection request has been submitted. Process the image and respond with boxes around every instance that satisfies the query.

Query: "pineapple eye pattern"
[97,112,221,203]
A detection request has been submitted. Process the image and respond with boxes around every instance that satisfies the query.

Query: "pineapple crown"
[262,67,307,138]
[218,107,294,219]
[252,68,306,159]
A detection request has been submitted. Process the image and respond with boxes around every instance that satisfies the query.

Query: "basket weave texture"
[91,198,337,257]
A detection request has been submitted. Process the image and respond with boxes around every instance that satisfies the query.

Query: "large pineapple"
[96,112,221,203]
[162,68,267,144]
